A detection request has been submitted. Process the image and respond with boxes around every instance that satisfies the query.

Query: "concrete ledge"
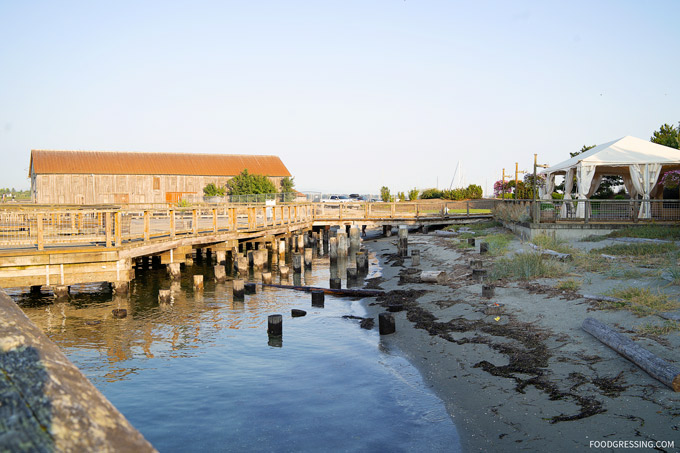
[0,290,156,452]
[502,221,644,241]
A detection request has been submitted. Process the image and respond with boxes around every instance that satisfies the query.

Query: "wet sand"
[360,227,680,452]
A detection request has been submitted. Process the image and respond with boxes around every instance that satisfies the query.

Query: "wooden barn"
[29,150,292,204]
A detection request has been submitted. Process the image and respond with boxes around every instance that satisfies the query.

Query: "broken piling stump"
[379,312,395,335]
[268,314,282,337]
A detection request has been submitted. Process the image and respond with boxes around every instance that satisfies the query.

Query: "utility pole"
[515,162,526,186]
[533,154,549,223]
[501,168,512,200]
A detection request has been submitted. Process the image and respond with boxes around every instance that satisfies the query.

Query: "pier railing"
[0,204,314,251]
[0,200,494,251]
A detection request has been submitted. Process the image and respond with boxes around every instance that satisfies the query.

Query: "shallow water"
[12,251,460,452]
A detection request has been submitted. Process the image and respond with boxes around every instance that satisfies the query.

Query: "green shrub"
[226,169,277,195]
[590,243,678,256]
[551,192,564,200]
[397,191,406,202]
[408,188,419,201]
[420,188,443,199]
[203,183,226,197]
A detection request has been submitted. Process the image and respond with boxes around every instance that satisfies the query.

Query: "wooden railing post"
[169,209,176,238]
[263,207,267,228]
[105,212,112,247]
[192,209,198,234]
[466,201,470,217]
[143,210,150,242]
[391,202,396,218]
[36,213,44,251]
[212,208,218,232]
[115,212,122,245]
[231,207,237,230]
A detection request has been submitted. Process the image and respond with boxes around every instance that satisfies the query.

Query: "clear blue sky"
[1,1,678,195]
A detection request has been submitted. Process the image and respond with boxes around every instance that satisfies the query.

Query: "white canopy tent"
[540,136,680,219]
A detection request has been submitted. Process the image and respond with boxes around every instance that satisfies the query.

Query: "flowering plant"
[661,170,680,189]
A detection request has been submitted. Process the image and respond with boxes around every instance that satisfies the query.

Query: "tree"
[380,186,391,202]
[650,123,679,149]
[408,188,419,201]
[226,169,277,195]
[397,191,406,202]
[203,183,226,197]
[280,176,295,201]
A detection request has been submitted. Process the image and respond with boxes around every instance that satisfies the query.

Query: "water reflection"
[9,247,460,452]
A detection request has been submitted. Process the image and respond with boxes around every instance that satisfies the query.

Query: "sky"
[1,1,679,196]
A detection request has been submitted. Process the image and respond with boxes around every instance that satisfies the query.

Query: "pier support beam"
[112,281,129,295]
[167,263,181,280]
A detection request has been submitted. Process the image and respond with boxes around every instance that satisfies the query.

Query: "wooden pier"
[0,200,492,289]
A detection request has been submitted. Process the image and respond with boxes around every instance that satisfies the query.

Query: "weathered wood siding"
[33,174,285,204]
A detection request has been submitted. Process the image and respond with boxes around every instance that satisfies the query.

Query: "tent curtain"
[541,173,555,200]
[587,175,604,198]
[621,174,637,199]
[560,169,574,218]
[629,163,662,219]
[575,164,596,218]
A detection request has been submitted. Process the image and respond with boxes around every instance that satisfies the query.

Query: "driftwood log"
[434,230,458,237]
[528,243,572,261]
[263,283,383,297]
[420,271,447,283]
[582,317,680,392]
[582,294,625,304]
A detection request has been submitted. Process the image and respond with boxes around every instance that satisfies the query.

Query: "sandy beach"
[360,225,680,452]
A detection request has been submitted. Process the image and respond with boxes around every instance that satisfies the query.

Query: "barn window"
[153,177,160,190]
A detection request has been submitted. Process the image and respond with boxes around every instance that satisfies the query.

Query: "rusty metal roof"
[29,150,291,177]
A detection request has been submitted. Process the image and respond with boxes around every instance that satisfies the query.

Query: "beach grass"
[604,287,680,316]
[590,242,678,257]
[491,252,568,280]
[531,234,576,255]
[555,278,581,291]
[635,320,680,336]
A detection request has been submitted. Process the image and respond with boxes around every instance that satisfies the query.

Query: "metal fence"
[494,199,680,223]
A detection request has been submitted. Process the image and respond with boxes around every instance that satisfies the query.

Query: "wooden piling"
[480,242,489,254]
[311,290,325,307]
[349,226,361,251]
[268,314,282,336]
[262,272,272,284]
[330,277,341,289]
[329,237,338,262]
[279,265,290,279]
[468,237,476,246]
[337,232,348,257]
[379,312,395,335]
[347,263,358,279]
[356,251,368,271]
[304,248,313,269]
[233,279,245,298]
[482,284,495,298]
[472,268,487,281]
[245,282,257,294]
[193,275,204,290]
[214,265,227,283]
[292,254,302,273]
[411,249,420,266]
[291,309,307,317]
[398,226,408,257]
[112,281,129,295]
[167,262,181,280]
[236,256,248,275]
[216,250,227,265]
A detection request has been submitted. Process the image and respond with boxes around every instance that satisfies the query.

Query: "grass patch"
[635,321,680,336]
[572,253,611,273]
[556,278,581,291]
[590,242,678,257]
[581,234,609,242]
[606,287,680,316]
[484,233,515,256]
[491,252,568,280]
[607,225,680,240]
[604,265,654,280]
[531,234,575,255]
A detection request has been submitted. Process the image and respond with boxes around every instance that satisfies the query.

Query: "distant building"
[29,150,292,204]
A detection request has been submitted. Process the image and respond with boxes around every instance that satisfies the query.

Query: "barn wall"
[33,174,286,204]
